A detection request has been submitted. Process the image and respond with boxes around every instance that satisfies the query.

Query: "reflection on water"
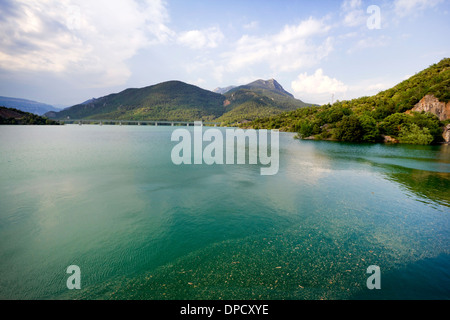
[384,169,450,208]
[0,126,449,300]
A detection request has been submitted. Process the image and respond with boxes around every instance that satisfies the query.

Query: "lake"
[0,125,449,300]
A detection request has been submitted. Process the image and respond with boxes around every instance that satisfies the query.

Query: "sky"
[0,0,449,107]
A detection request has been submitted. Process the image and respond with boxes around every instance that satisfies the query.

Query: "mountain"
[213,86,236,94]
[237,79,295,98]
[243,58,450,145]
[216,78,312,124]
[0,96,60,115]
[0,106,60,125]
[47,79,312,124]
[47,81,227,121]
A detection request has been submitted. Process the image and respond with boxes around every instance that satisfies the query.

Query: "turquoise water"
[0,125,448,300]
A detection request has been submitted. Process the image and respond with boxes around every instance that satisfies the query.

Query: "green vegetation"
[398,124,433,145]
[0,106,60,125]
[48,79,311,124]
[45,58,449,145]
[217,79,312,126]
[48,79,307,125]
[244,58,450,145]
[49,81,227,121]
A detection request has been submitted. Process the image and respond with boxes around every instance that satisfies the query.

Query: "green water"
[0,125,448,300]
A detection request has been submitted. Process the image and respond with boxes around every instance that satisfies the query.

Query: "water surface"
[0,125,448,300]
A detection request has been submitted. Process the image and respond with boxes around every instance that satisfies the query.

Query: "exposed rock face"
[443,124,450,143]
[412,94,450,121]
[383,135,399,144]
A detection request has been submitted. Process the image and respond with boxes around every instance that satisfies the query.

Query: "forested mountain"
[47,81,226,121]
[0,106,60,125]
[244,58,450,145]
[46,79,311,124]
[217,79,312,125]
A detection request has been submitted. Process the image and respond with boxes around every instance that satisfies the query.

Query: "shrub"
[398,124,434,145]
[334,115,364,142]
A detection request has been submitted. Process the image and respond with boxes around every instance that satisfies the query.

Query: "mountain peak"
[213,85,236,95]
[246,79,294,98]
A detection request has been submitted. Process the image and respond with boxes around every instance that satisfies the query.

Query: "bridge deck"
[59,119,220,126]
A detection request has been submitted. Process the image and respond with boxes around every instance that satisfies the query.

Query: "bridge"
[58,119,221,127]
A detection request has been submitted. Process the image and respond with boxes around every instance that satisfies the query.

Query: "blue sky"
[0,0,449,106]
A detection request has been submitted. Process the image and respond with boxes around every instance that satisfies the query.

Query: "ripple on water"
[63,218,448,300]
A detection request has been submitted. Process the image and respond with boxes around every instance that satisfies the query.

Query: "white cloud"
[341,0,366,27]
[177,27,224,49]
[342,0,362,11]
[347,35,390,53]
[243,21,259,30]
[223,17,333,73]
[0,0,173,87]
[394,0,444,17]
[346,78,398,99]
[343,10,367,27]
[291,69,348,95]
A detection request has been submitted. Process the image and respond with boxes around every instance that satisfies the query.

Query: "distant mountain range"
[45,79,313,125]
[0,96,61,116]
[0,106,60,125]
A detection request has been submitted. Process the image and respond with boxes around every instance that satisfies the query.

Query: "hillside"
[47,79,311,124]
[47,81,226,122]
[217,79,312,125]
[0,96,60,115]
[0,106,60,125]
[244,58,450,145]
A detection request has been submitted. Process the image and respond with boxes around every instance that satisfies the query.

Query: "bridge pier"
[68,119,219,127]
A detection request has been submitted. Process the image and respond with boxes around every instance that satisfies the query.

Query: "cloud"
[346,77,398,99]
[341,0,366,27]
[347,35,390,53]
[243,21,259,30]
[342,0,362,11]
[0,0,173,87]
[291,69,348,95]
[223,17,333,73]
[394,0,444,17]
[177,27,224,49]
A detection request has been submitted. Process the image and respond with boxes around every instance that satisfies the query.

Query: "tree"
[379,113,410,137]
[299,120,313,138]
[410,112,443,143]
[359,114,380,142]
[335,115,364,142]
[398,124,433,145]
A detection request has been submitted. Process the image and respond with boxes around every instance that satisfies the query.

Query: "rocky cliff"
[443,124,450,143]
[411,94,450,121]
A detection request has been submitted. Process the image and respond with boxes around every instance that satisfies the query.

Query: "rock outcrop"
[412,94,450,121]
[443,124,450,143]
[382,135,399,144]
